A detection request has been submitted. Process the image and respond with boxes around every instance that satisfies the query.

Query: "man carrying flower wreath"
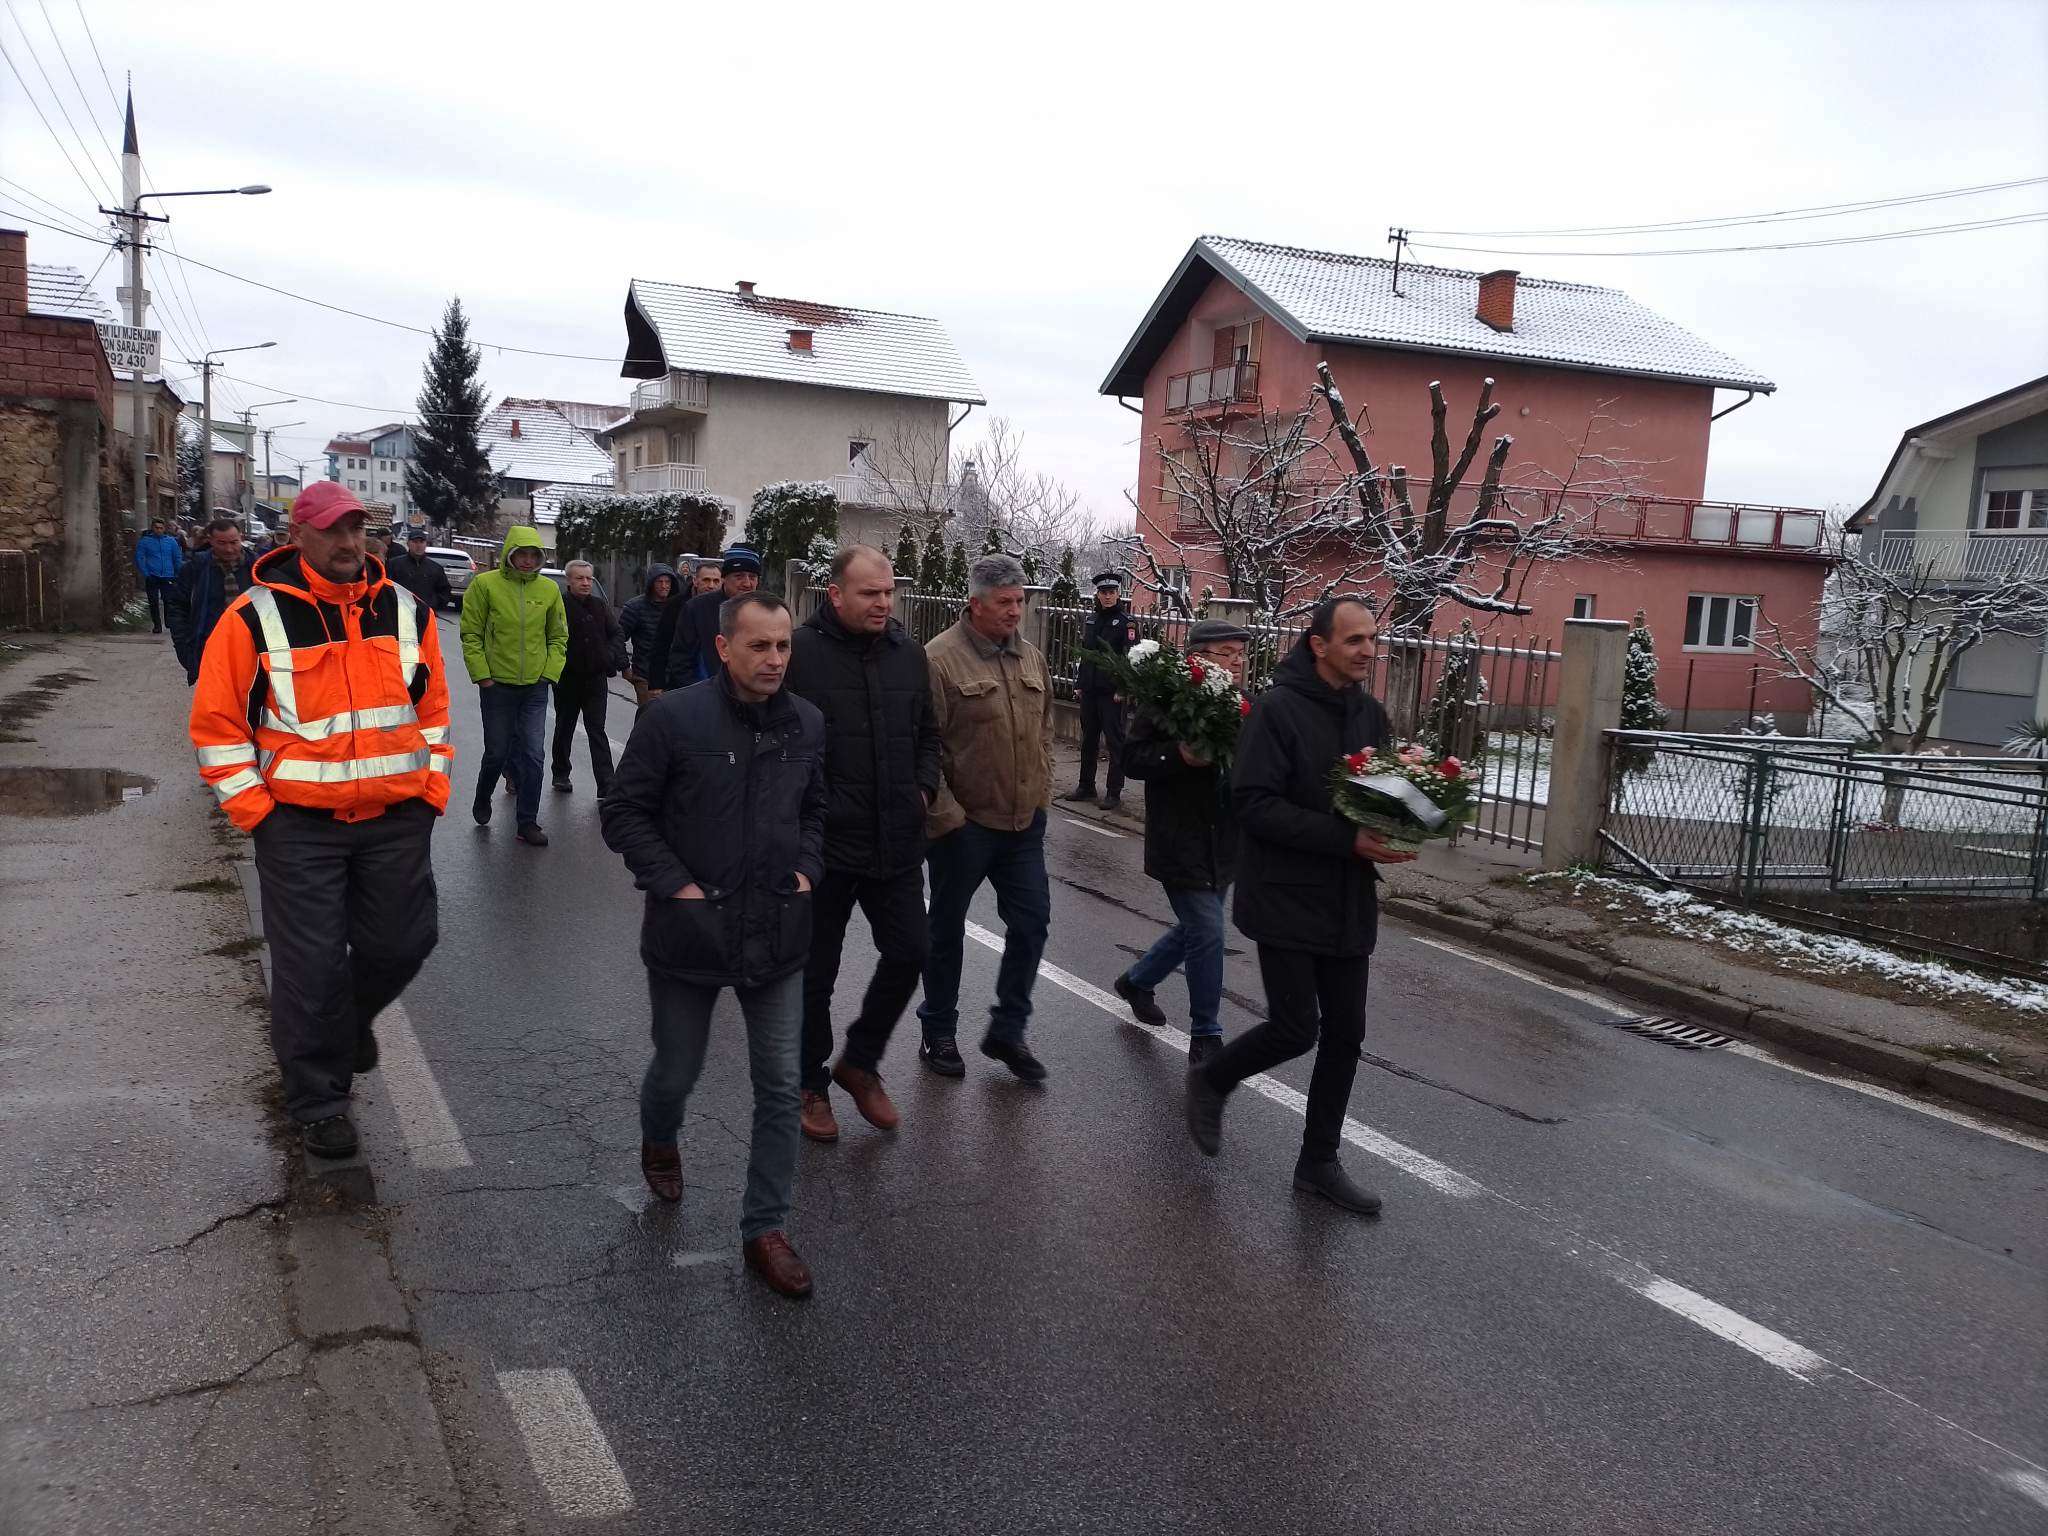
[1112,619,1252,1065]
[1184,597,1415,1216]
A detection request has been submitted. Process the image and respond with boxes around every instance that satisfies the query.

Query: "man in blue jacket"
[133,518,184,635]
[652,545,761,689]
[166,518,257,685]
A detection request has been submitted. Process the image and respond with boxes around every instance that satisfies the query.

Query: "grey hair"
[564,559,594,577]
[969,553,1027,599]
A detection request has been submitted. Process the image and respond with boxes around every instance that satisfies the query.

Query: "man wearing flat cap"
[1061,570,1137,811]
[1113,620,1249,1064]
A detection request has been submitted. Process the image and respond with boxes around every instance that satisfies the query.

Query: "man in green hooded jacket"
[459,526,568,846]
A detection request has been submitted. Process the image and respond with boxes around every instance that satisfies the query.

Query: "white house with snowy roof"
[600,276,985,550]
[479,397,617,543]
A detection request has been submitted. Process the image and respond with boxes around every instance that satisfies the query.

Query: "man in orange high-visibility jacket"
[189,480,454,1161]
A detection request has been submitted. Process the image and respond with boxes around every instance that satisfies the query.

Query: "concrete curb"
[1379,894,2048,1133]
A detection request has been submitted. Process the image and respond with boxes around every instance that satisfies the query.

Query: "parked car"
[426,547,477,607]
[540,566,609,605]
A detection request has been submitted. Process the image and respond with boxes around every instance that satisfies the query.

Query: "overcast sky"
[5,0,2044,527]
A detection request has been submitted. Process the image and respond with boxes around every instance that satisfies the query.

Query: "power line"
[0,34,103,205]
[211,369,474,420]
[1409,173,2048,238]
[1,2,114,202]
[33,0,117,170]
[1407,210,2048,259]
[0,177,103,236]
[0,202,108,243]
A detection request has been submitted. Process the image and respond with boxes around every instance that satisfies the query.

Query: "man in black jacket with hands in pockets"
[601,591,826,1298]
[1184,597,1414,1215]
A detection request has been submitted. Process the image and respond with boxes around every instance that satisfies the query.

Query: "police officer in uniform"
[1061,571,1137,812]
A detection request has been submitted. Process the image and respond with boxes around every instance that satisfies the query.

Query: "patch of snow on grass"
[1554,874,2048,1014]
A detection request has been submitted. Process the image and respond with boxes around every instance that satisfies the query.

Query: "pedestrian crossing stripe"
[1603,1015,1734,1051]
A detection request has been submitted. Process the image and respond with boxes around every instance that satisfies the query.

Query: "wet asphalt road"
[353,624,2048,1534]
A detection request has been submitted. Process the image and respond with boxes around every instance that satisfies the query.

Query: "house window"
[632,443,644,469]
[617,453,628,483]
[1684,593,1757,652]
[848,439,872,465]
[1981,483,2048,531]
[1571,595,1595,620]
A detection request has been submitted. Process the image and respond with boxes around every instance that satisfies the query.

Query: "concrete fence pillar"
[1203,594,1254,624]
[1022,583,1052,658]
[1541,618,1629,872]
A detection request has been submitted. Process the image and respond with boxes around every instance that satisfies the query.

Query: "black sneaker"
[471,796,491,827]
[1100,795,1123,812]
[1113,973,1167,1027]
[354,1026,379,1073]
[303,1113,359,1160]
[1057,788,1097,804]
[552,776,573,793]
[979,1035,1048,1083]
[1185,1068,1226,1156]
[1187,1033,1223,1067]
[516,823,550,847]
[1293,1157,1382,1216]
[918,1038,966,1078]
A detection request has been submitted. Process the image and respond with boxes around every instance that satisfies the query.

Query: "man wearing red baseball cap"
[189,479,455,1160]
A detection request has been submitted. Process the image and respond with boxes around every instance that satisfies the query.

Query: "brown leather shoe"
[799,1089,840,1143]
[640,1140,682,1203]
[743,1231,813,1299]
[831,1061,901,1131]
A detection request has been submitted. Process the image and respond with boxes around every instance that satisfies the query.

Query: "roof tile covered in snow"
[623,280,985,405]
[26,263,117,323]
[478,398,615,487]
[1101,236,1775,396]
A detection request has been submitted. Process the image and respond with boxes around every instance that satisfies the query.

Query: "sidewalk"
[1054,739,2048,1129]
[0,633,458,1534]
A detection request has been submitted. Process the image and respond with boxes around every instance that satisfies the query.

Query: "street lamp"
[185,342,276,517]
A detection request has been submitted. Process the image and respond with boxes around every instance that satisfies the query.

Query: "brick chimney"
[737,280,756,296]
[787,328,813,352]
[509,418,522,438]
[1476,269,1519,333]
[0,228,27,320]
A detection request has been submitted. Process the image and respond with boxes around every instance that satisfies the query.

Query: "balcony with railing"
[1163,361,1260,416]
[1581,496,1826,557]
[830,470,957,512]
[629,371,711,416]
[625,462,708,495]
[1874,529,2048,583]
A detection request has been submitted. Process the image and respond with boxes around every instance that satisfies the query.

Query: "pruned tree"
[1757,524,2048,755]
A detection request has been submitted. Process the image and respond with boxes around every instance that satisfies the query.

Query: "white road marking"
[496,1367,634,1518]
[372,1001,474,1169]
[1403,934,2048,1157]
[1628,1277,1829,1383]
[1058,815,1124,840]
[2004,1471,2048,1511]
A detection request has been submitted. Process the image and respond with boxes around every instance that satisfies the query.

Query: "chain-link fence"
[1602,731,2048,975]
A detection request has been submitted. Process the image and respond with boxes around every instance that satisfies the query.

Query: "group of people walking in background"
[181,478,1414,1303]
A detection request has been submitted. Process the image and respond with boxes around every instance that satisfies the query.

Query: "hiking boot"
[641,1140,681,1203]
[552,775,573,793]
[800,1089,840,1143]
[743,1231,813,1299]
[1187,1033,1223,1068]
[516,823,549,847]
[303,1113,359,1160]
[979,1035,1049,1083]
[1293,1157,1382,1216]
[1113,973,1167,1027]
[918,1038,966,1078]
[832,1062,901,1131]
[1185,1068,1226,1157]
[1058,787,1097,804]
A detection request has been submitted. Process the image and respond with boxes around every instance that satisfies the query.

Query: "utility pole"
[188,342,276,523]
[121,93,147,533]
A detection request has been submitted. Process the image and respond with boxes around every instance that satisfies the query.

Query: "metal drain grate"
[1603,1015,1734,1050]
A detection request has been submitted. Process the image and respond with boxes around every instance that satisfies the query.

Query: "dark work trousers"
[919,811,1050,1048]
[800,864,929,1093]
[252,800,439,1124]
[475,680,547,828]
[550,672,616,791]
[1075,689,1126,797]
[1201,946,1370,1164]
[144,575,174,632]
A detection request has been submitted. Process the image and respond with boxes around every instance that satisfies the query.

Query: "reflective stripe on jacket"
[188,546,454,830]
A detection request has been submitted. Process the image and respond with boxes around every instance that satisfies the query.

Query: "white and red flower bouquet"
[1084,636,1251,771]
[1329,744,1480,853]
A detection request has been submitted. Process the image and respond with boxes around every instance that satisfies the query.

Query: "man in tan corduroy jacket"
[917,553,1055,1083]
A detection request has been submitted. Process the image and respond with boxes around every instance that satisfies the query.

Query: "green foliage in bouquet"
[1329,743,1481,852]
[1082,636,1250,772]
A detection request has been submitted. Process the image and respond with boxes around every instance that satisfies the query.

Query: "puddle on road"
[0,766,155,816]
[0,671,93,743]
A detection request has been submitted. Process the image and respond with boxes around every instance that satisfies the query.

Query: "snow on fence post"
[1542,618,1629,872]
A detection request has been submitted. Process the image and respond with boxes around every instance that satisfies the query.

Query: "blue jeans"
[641,968,803,1242]
[919,811,1050,1048]
[1125,885,1228,1038]
[474,681,547,828]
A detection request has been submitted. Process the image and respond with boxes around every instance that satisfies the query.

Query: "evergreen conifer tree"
[406,298,497,534]
[1049,545,1079,605]
[917,526,948,592]
[981,523,1004,556]
[894,523,920,576]
[945,541,969,597]
[1617,609,1669,775]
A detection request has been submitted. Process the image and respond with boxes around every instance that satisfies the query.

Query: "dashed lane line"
[373,1001,474,1170]
[1401,933,2048,1157]
[1058,815,1125,840]
[496,1367,635,1518]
